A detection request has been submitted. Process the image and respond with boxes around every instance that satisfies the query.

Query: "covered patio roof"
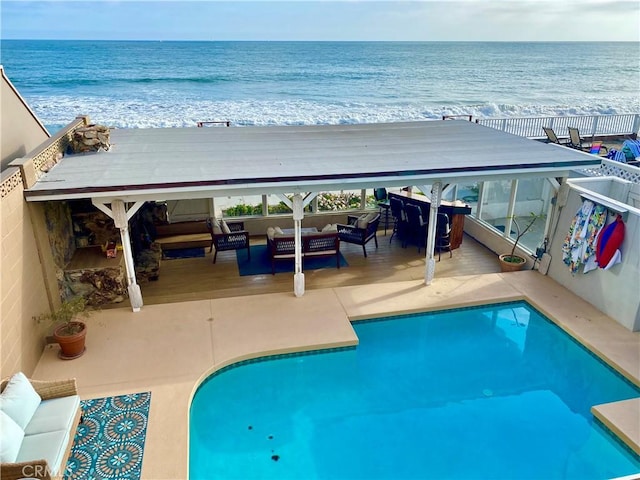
[23,120,600,203]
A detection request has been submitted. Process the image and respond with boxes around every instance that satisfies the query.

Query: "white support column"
[292,194,305,297]
[424,181,442,285]
[93,199,145,312]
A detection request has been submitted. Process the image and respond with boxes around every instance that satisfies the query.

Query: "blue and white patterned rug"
[65,392,151,480]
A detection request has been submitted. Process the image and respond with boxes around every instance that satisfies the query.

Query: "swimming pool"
[190,301,640,479]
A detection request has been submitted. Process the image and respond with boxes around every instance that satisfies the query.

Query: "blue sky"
[1,1,639,41]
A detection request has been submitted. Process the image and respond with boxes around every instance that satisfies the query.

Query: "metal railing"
[476,114,640,140]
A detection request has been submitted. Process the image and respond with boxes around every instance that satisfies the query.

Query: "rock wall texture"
[71,125,110,153]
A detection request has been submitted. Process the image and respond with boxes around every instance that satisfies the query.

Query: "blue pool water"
[190,302,640,479]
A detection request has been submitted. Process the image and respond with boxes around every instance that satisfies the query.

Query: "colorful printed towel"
[562,200,607,274]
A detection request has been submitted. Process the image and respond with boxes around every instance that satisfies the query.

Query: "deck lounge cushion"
[0,410,24,463]
[16,429,68,476]
[23,394,80,436]
[0,372,41,429]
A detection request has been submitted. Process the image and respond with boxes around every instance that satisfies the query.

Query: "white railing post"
[591,116,599,140]
[633,114,640,137]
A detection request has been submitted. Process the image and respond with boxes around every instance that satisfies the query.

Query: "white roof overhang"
[24,120,601,203]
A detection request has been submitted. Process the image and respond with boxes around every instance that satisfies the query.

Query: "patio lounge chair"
[542,126,568,145]
[568,127,608,154]
[337,213,380,257]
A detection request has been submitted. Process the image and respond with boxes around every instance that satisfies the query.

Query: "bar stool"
[436,213,452,260]
[389,197,407,245]
[374,188,391,235]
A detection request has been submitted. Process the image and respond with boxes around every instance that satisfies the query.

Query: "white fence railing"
[581,158,640,184]
[476,114,640,140]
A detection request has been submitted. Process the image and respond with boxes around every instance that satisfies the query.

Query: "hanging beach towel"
[562,200,594,274]
[581,204,607,273]
[595,215,625,270]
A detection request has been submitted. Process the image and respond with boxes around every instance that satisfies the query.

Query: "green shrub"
[222,192,373,217]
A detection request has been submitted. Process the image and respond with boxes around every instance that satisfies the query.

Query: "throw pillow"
[357,214,370,229]
[211,218,223,235]
[221,220,231,234]
[0,410,24,463]
[266,227,276,240]
[0,372,41,430]
[274,227,284,235]
[322,223,337,232]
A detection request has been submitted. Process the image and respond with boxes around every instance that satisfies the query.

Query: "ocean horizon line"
[2,38,638,44]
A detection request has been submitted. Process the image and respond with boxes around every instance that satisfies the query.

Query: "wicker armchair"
[209,220,251,263]
[1,377,80,480]
[337,213,380,257]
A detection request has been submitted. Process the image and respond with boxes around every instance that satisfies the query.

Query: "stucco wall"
[1,67,49,171]
[0,171,51,378]
[546,185,640,331]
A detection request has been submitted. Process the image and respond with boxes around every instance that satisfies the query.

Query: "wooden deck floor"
[131,232,502,306]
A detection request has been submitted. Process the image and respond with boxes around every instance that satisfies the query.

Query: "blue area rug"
[65,392,151,480]
[163,247,205,259]
[236,244,348,276]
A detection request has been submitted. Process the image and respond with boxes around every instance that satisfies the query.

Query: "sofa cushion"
[211,218,223,235]
[221,220,231,234]
[357,213,375,229]
[0,410,24,463]
[266,227,276,240]
[0,372,41,430]
[16,429,68,476]
[24,394,80,436]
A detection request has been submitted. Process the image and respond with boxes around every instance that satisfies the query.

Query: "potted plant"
[34,296,92,359]
[498,213,542,272]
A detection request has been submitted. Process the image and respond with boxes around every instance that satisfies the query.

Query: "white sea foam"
[30,96,640,130]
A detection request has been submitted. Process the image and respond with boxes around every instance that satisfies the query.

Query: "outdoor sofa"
[266,226,340,274]
[0,372,81,480]
[154,218,250,263]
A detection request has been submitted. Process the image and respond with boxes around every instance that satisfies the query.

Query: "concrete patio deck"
[32,271,640,478]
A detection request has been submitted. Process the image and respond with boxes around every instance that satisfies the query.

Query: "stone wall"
[71,124,110,153]
[44,201,75,268]
[63,266,127,305]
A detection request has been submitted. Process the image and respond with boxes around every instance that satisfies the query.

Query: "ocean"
[1,40,639,132]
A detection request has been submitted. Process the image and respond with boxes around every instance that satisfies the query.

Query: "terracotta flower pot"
[498,254,526,272]
[53,321,87,360]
